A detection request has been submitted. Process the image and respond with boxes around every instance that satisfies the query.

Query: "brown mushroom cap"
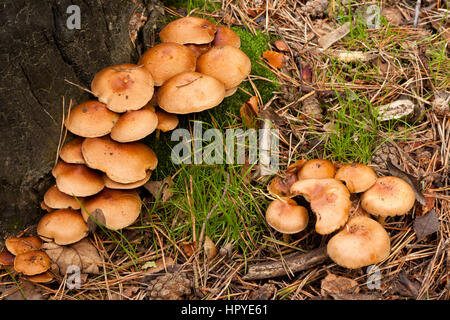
[160,17,216,45]
[37,209,89,245]
[290,178,351,235]
[327,216,391,269]
[103,171,151,190]
[361,176,416,217]
[139,42,197,86]
[196,46,251,89]
[157,71,225,114]
[64,100,119,138]
[5,236,42,256]
[26,271,54,284]
[267,172,298,198]
[212,26,241,48]
[335,163,378,193]
[91,64,154,113]
[0,248,15,266]
[82,136,158,184]
[110,105,158,142]
[52,161,105,197]
[224,86,238,97]
[266,198,309,234]
[43,185,83,210]
[297,159,336,180]
[156,109,179,132]
[14,250,51,276]
[59,137,86,164]
[185,43,211,58]
[82,188,142,230]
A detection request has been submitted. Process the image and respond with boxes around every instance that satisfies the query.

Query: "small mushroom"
[64,101,120,138]
[155,109,179,132]
[184,44,211,58]
[139,42,197,86]
[82,188,142,230]
[196,46,251,89]
[159,17,217,45]
[110,105,159,143]
[212,26,241,48]
[14,250,51,276]
[52,161,105,197]
[361,176,416,218]
[290,178,351,235]
[157,71,225,114]
[267,160,306,197]
[297,159,336,180]
[103,171,151,190]
[43,185,83,210]
[91,64,154,113]
[26,271,54,284]
[0,247,15,266]
[37,209,89,245]
[265,198,309,234]
[5,236,42,256]
[82,136,158,184]
[335,163,378,193]
[59,137,86,164]
[327,216,391,269]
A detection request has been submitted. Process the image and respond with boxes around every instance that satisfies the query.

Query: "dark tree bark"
[0,0,165,240]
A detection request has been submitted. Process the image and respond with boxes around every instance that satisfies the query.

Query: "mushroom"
[290,178,351,235]
[265,198,309,234]
[64,100,120,138]
[26,271,54,284]
[224,86,238,97]
[159,17,217,45]
[0,248,15,266]
[103,171,151,190]
[327,216,391,269]
[37,209,89,245]
[110,105,159,143]
[212,26,241,48]
[196,46,251,89]
[81,188,142,230]
[361,176,416,218]
[5,236,42,256]
[43,185,83,210]
[155,109,179,132]
[297,159,336,180]
[59,137,85,164]
[81,136,158,184]
[52,161,105,197]
[267,160,306,197]
[184,44,211,58]
[139,42,197,86]
[91,64,154,113]
[335,163,377,193]
[14,250,51,276]
[157,71,225,114]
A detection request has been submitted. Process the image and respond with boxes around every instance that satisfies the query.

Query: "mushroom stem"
[377,216,386,225]
[156,129,161,140]
[282,233,291,243]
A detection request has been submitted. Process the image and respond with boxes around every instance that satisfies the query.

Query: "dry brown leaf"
[248,283,276,300]
[421,196,435,215]
[274,40,289,52]
[321,273,359,297]
[203,236,217,260]
[318,22,350,50]
[143,257,175,275]
[262,50,285,69]
[144,177,174,202]
[414,209,440,242]
[180,241,196,257]
[240,96,259,128]
[42,238,102,275]
[381,7,405,26]
[86,208,106,233]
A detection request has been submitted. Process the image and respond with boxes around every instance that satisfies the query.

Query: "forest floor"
[1,0,449,300]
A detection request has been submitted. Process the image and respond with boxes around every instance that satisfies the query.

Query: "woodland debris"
[320,273,359,298]
[374,99,415,121]
[318,22,350,50]
[414,209,440,242]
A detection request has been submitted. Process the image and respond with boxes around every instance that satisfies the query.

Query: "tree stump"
[0,0,165,240]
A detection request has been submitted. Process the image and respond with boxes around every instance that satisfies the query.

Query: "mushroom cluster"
[33,18,250,258]
[266,159,416,269]
[0,236,53,283]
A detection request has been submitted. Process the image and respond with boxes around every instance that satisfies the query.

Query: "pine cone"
[147,272,192,300]
[302,93,322,120]
[301,0,329,18]
[371,143,398,169]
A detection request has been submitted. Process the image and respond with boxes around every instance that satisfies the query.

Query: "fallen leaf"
[393,271,420,297]
[180,241,196,257]
[143,257,175,275]
[248,283,276,300]
[2,281,46,300]
[414,209,440,242]
[274,40,289,52]
[240,96,259,128]
[320,273,359,297]
[203,236,217,260]
[144,177,174,202]
[387,159,426,206]
[42,238,102,275]
[421,196,435,215]
[86,208,106,233]
[381,7,405,26]
[262,50,285,69]
[318,21,350,50]
[375,99,415,121]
